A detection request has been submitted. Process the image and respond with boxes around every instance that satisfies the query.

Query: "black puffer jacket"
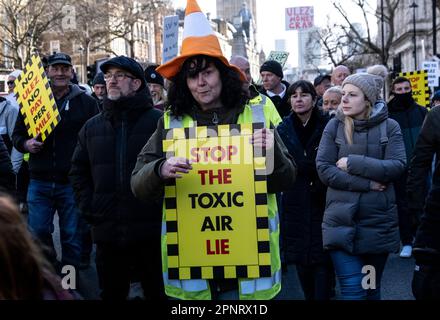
[12,85,99,183]
[278,108,329,265]
[0,135,14,192]
[69,91,162,245]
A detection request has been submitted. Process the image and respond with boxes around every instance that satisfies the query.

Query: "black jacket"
[91,93,104,112]
[12,85,99,183]
[408,106,440,261]
[388,97,427,163]
[259,80,291,118]
[277,108,330,265]
[0,135,14,192]
[69,91,162,245]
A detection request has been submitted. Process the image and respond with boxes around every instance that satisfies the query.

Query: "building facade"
[380,0,440,72]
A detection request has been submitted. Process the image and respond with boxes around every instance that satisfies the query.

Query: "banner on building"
[285,6,314,31]
[13,54,60,142]
[162,15,180,64]
[162,124,271,280]
[398,70,430,107]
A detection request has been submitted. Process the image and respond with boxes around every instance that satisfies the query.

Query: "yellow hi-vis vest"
[162,96,281,300]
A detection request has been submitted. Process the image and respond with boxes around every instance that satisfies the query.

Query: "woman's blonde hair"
[0,194,50,299]
[343,100,373,145]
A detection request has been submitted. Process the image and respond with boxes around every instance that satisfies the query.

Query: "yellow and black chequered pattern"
[14,54,60,141]
[398,70,430,107]
[163,123,271,280]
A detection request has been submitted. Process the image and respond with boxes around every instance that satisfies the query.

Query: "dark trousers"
[412,265,440,299]
[295,262,335,300]
[95,239,165,300]
[16,160,29,206]
[394,171,414,245]
[78,216,92,261]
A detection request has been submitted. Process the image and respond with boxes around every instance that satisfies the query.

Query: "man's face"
[332,67,350,86]
[315,78,331,96]
[93,84,106,100]
[233,60,252,85]
[47,64,73,88]
[393,81,411,94]
[261,71,281,92]
[104,67,141,100]
[7,76,16,94]
[147,83,164,104]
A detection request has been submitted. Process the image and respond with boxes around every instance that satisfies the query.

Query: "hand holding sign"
[161,157,193,179]
[251,128,274,150]
[25,134,44,153]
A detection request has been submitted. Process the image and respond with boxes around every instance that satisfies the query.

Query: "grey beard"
[107,93,121,101]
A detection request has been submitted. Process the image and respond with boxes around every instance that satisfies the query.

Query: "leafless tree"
[0,0,66,68]
[305,0,401,69]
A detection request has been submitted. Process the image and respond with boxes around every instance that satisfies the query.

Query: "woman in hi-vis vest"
[130,0,296,300]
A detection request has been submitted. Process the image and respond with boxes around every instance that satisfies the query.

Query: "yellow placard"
[163,124,271,280]
[398,70,430,107]
[13,55,60,141]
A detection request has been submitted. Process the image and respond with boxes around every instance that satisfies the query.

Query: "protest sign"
[14,55,60,141]
[398,70,430,107]
[162,124,271,280]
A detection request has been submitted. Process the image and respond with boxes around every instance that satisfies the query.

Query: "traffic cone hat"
[156,0,245,81]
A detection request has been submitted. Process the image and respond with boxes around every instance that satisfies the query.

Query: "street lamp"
[409,2,418,69]
[78,46,84,83]
[433,0,437,56]
[380,0,385,62]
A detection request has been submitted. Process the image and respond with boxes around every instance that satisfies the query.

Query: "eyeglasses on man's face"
[103,72,136,81]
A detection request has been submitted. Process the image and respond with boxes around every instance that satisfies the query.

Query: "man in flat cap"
[12,52,99,273]
[145,64,166,111]
[91,72,107,111]
[70,56,165,300]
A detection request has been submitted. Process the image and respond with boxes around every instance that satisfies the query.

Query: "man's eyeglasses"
[7,81,15,86]
[103,73,135,81]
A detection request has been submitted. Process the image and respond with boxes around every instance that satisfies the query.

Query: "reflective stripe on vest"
[251,94,266,126]
[164,272,209,292]
[240,269,282,294]
[169,115,184,129]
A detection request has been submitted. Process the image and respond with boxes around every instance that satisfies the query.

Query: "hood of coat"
[102,90,153,120]
[336,100,388,131]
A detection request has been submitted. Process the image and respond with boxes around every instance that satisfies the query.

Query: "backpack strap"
[379,120,388,159]
[335,120,345,146]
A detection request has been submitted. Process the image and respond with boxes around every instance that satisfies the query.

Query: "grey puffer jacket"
[316,101,406,254]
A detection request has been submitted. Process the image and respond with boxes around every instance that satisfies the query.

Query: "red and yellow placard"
[13,54,60,141]
[398,70,430,107]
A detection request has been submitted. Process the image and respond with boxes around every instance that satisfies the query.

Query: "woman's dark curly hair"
[166,55,248,116]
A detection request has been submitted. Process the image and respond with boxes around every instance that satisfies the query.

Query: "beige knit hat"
[342,73,384,105]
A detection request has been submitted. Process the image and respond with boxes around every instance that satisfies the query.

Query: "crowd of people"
[1,0,440,301]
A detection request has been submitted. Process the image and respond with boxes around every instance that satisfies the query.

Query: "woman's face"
[186,61,222,111]
[322,91,341,112]
[341,84,369,120]
[290,87,315,116]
